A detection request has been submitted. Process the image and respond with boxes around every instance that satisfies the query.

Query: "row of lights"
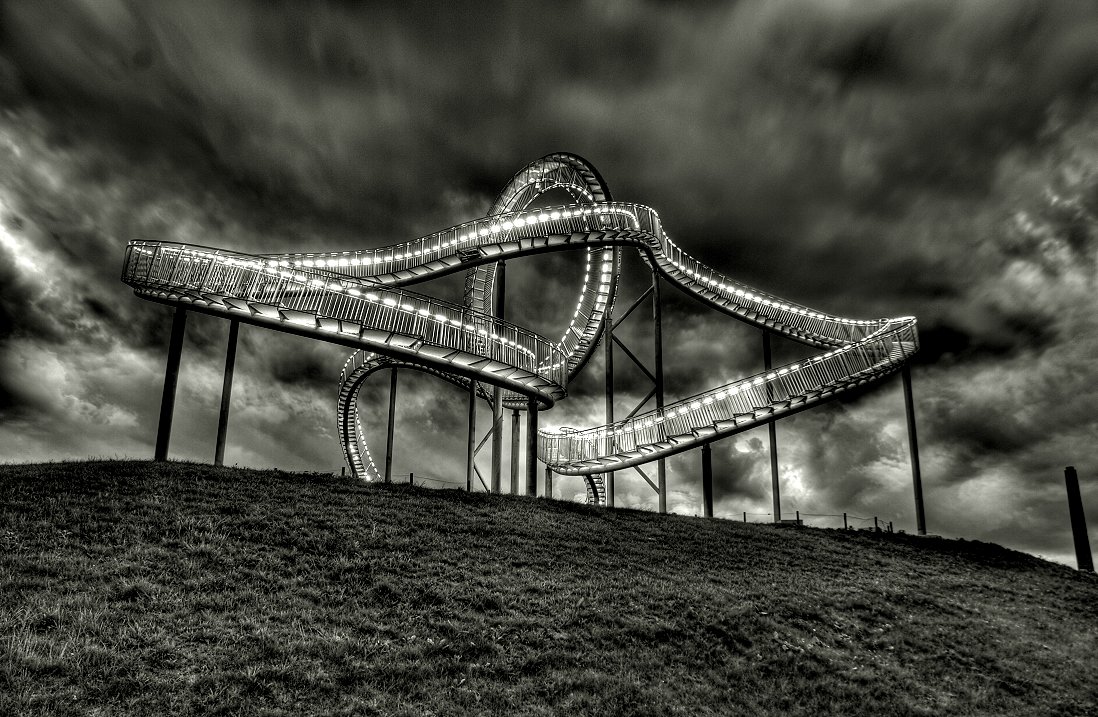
[146,245,574,379]
[283,203,639,271]
[545,323,913,450]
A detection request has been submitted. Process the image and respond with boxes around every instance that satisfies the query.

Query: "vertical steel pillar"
[653,268,667,514]
[384,368,398,484]
[466,380,477,492]
[901,365,927,535]
[1064,466,1093,572]
[491,261,506,494]
[763,331,780,522]
[701,443,713,518]
[213,319,239,466]
[545,465,553,500]
[155,306,188,462]
[604,257,616,508]
[510,409,521,494]
[526,398,538,497]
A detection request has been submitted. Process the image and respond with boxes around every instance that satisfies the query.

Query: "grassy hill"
[1,461,1096,716]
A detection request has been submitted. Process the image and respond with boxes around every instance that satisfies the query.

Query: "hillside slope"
[1,461,1096,716]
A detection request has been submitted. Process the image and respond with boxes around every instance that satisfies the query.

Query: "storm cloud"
[1,0,1096,566]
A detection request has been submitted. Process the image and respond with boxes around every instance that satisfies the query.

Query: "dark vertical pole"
[155,307,188,462]
[409,472,414,487]
[384,368,398,483]
[843,512,848,530]
[213,319,239,466]
[526,398,538,497]
[743,511,747,523]
[491,261,505,494]
[1064,466,1094,572]
[466,380,477,492]
[604,259,616,508]
[701,443,714,518]
[653,268,667,514]
[510,409,521,494]
[763,331,780,522]
[545,465,553,500]
[901,365,927,535]
[796,510,800,525]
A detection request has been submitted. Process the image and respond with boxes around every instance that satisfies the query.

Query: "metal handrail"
[122,153,919,491]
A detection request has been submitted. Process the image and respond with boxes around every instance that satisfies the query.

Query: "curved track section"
[121,152,918,504]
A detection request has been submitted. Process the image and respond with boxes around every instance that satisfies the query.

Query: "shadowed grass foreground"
[1,460,1096,716]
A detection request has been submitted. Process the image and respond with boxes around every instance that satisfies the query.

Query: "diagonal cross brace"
[633,465,659,493]
[612,334,657,383]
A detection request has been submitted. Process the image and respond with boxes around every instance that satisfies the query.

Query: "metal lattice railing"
[122,152,919,492]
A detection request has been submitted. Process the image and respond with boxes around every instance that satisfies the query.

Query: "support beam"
[901,365,927,535]
[612,334,657,383]
[526,398,538,497]
[466,380,477,492]
[384,368,398,483]
[632,465,659,493]
[155,306,188,462]
[763,330,780,522]
[1064,466,1094,572]
[653,270,666,514]
[604,253,617,508]
[213,319,239,466]
[510,409,521,495]
[545,465,553,500]
[491,261,506,494]
[491,389,503,493]
[612,285,653,330]
[702,443,714,518]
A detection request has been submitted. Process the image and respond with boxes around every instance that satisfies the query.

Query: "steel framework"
[122,153,926,532]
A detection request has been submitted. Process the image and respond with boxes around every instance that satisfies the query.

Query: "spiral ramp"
[122,153,918,505]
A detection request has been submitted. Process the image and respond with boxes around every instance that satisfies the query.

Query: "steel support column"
[763,331,780,522]
[466,380,477,492]
[384,368,398,483]
[901,365,927,535]
[155,306,188,462]
[1064,466,1094,572]
[701,443,713,518]
[491,261,505,494]
[526,398,538,497]
[653,269,667,514]
[510,409,520,494]
[604,254,617,508]
[213,319,239,466]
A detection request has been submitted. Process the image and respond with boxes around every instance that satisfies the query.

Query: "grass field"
[1,460,1096,716]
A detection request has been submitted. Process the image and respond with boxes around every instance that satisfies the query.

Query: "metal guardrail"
[122,153,918,491]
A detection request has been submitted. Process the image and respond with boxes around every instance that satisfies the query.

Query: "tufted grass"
[1,460,1096,716]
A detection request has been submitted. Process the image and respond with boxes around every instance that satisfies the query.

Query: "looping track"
[122,153,918,503]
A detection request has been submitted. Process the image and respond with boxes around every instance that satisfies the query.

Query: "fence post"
[843,512,848,530]
[874,516,879,532]
[409,471,414,487]
[1064,466,1094,572]
[743,512,747,523]
[796,510,800,526]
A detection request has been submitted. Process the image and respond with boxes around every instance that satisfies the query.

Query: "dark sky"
[1,1,1096,566]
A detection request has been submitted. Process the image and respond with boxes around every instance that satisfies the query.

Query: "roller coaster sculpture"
[122,153,921,514]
